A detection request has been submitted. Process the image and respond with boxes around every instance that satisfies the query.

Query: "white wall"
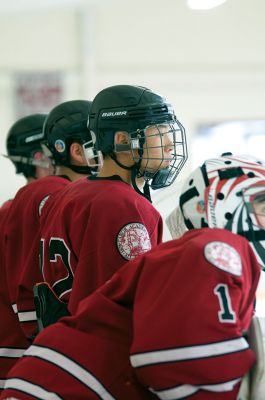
[0,0,264,205]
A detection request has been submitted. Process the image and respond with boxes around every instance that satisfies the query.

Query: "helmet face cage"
[242,185,265,270]
[243,186,265,230]
[113,118,187,189]
[206,177,265,270]
[82,139,103,169]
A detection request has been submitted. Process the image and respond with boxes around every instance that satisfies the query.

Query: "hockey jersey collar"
[88,175,126,183]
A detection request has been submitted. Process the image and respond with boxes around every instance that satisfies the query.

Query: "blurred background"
[0,0,264,312]
[1,0,265,201]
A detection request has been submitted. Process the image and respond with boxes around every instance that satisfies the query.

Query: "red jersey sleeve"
[4,176,70,341]
[1,292,154,400]
[0,202,29,384]
[129,228,260,399]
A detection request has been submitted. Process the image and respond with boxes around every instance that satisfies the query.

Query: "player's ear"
[33,151,44,161]
[114,131,129,145]
[69,142,85,164]
[114,131,131,153]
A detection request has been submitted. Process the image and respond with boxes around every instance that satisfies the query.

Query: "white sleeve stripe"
[150,384,198,399]
[4,378,62,400]
[12,304,17,313]
[201,378,241,392]
[130,337,249,367]
[58,288,72,299]
[150,378,241,399]
[0,348,26,358]
[0,379,5,389]
[24,345,116,400]
[18,311,37,322]
[12,304,37,322]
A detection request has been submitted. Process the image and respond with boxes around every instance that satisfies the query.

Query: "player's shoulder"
[181,228,254,275]
[10,176,69,217]
[13,175,64,197]
[0,199,13,211]
[174,228,251,261]
[144,228,249,280]
[105,180,156,207]
[35,175,70,191]
[152,227,249,260]
[192,227,249,249]
[85,177,146,203]
[39,178,89,219]
[0,199,13,226]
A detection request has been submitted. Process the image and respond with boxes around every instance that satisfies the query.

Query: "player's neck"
[98,156,132,184]
[26,176,36,184]
[55,165,87,182]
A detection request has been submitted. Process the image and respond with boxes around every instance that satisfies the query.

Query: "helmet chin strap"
[131,166,152,203]
[110,153,133,171]
[4,154,54,181]
[67,163,96,175]
[110,153,152,203]
[4,154,51,169]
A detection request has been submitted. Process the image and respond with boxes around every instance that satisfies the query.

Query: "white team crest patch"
[117,223,151,260]
[204,241,242,276]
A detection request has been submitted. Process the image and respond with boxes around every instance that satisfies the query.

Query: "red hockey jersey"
[1,228,260,400]
[3,176,70,340]
[0,201,29,388]
[39,175,163,314]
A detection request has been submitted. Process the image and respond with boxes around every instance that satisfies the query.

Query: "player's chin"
[159,160,172,169]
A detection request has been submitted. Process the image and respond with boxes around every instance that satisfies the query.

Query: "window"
[192,119,265,168]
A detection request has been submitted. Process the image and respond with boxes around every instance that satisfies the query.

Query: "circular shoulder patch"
[204,241,242,276]
[117,223,151,260]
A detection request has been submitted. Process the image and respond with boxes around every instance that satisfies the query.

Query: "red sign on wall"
[14,72,62,118]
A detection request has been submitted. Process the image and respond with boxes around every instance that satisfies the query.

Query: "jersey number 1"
[214,284,236,323]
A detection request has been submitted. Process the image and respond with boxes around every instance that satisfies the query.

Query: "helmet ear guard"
[114,143,132,152]
[113,130,133,153]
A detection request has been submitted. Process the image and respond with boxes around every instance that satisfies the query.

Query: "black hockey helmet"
[43,100,99,174]
[89,85,187,191]
[6,113,48,178]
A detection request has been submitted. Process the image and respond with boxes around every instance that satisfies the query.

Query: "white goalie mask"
[179,153,265,270]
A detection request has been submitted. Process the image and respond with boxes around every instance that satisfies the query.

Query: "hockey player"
[0,113,53,387]
[1,154,265,400]
[35,84,188,322]
[2,100,97,355]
